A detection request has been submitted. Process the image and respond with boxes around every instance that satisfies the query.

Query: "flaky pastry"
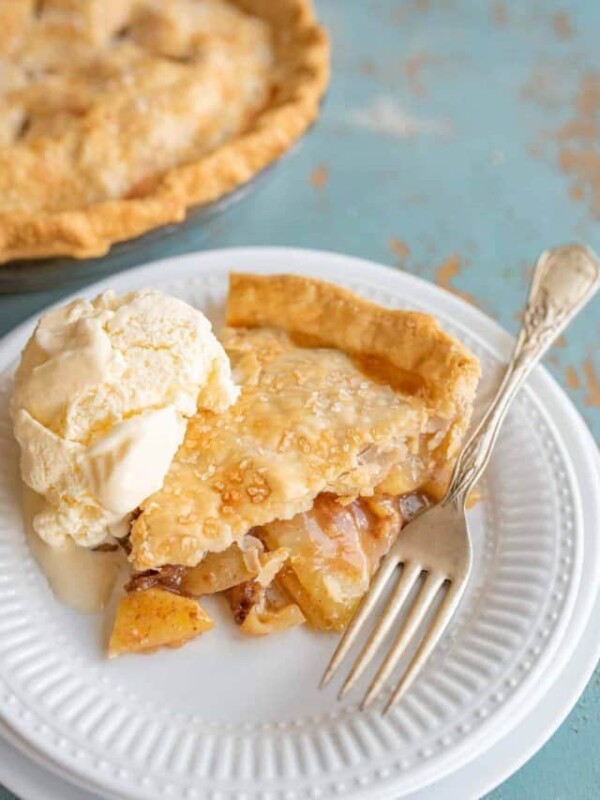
[0,1,329,264]
[130,274,480,571]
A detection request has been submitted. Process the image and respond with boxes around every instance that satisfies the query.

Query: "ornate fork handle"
[445,244,600,507]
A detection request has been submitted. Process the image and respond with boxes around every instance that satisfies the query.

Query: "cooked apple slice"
[226,579,305,636]
[239,601,306,636]
[260,493,410,632]
[180,542,254,596]
[181,538,290,597]
[108,587,213,657]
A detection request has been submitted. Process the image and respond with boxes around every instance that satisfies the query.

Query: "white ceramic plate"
[0,248,598,800]
[2,441,597,800]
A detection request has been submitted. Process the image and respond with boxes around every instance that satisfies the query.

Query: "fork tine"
[320,551,400,688]
[383,580,465,714]
[338,561,422,699]
[360,572,446,710]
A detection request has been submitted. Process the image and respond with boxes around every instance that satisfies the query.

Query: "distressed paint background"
[0,1,599,797]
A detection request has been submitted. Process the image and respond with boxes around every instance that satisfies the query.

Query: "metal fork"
[321,243,600,714]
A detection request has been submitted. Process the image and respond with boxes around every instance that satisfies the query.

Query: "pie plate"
[0,248,598,800]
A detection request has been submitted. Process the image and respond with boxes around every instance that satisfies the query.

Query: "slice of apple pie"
[110,273,480,654]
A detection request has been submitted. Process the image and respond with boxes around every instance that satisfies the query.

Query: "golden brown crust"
[228,274,481,489]
[0,0,329,264]
[130,275,480,571]
[227,272,481,419]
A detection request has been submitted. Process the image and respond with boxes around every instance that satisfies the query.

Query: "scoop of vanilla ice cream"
[11,289,238,548]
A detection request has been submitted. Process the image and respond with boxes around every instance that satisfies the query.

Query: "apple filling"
[112,489,428,653]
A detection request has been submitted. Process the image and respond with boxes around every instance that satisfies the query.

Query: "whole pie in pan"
[0,1,329,264]
[109,274,481,655]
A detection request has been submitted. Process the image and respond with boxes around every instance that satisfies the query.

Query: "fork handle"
[444,244,600,507]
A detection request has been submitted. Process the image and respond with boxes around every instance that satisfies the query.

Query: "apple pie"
[0,0,329,264]
[109,274,480,655]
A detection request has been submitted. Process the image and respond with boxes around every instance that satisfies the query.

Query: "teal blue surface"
[1,1,599,798]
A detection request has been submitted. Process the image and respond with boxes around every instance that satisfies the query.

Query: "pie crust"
[0,0,329,264]
[130,274,480,571]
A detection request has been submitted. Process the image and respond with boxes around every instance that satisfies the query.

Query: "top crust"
[0,0,329,264]
[129,275,480,571]
[227,272,481,418]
